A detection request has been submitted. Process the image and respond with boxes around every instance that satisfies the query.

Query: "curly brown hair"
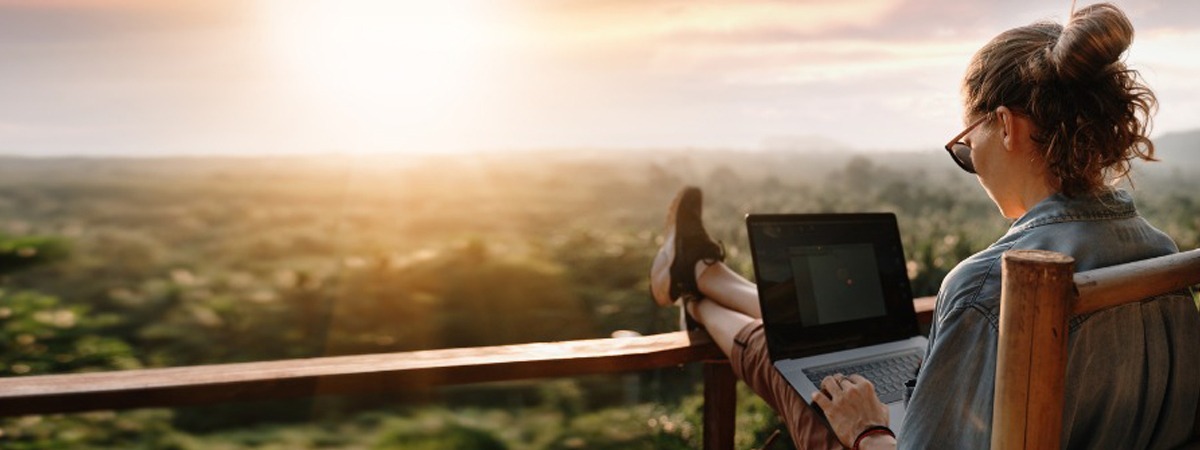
[962,3,1156,197]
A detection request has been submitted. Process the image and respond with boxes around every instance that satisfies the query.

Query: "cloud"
[511,0,901,50]
[4,0,1200,155]
[0,1,248,45]
[452,0,1200,151]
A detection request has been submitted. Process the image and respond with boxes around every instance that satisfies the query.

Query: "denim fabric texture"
[899,189,1200,449]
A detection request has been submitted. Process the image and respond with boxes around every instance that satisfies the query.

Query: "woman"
[650,3,1199,449]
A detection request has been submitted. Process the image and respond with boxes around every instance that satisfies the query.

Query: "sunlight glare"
[261,0,501,154]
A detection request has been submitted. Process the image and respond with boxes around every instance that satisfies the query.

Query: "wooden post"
[991,250,1075,450]
[703,361,736,450]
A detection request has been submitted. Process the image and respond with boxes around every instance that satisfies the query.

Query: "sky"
[2,0,1199,156]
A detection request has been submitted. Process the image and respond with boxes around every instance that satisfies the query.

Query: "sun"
[259,0,500,153]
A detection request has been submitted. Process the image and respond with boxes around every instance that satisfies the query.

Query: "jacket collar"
[1006,189,1137,235]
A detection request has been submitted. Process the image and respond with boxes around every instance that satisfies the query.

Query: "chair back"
[991,248,1200,450]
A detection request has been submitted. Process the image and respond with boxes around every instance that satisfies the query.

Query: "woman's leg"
[688,295,755,356]
[694,261,761,319]
[652,187,840,449]
[649,185,761,323]
[687,297,843,450]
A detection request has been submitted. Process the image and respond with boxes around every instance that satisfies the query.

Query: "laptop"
[745,213,928,434]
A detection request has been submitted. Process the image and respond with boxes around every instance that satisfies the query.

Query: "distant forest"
[1,145,1197,448]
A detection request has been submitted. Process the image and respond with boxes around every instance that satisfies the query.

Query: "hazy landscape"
[6,0,1200,447]
[1,135,1198,448]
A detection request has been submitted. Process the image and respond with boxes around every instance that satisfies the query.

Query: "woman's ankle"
[694,260,717,292]
[683,295,703,323]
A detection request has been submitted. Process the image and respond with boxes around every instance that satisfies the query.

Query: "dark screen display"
[784,243,887,326]
[747,213,917,357]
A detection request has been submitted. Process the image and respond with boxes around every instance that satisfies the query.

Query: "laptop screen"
[783,243,887,326]
[746,213,919,359]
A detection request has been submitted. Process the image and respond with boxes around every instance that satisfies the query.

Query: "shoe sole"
[668,187,702,301]
[650,187,697,306]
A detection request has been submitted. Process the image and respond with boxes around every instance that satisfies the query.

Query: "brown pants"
[731,321,845,450]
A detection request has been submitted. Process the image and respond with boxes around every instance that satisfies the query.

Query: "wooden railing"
[0,297,935,449]
[0,330,736,446]
[992,248,1200,450]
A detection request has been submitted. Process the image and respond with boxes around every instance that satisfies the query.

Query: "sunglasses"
[944,115,989,174]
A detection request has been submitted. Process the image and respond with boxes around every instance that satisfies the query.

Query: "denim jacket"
[900,189,1200,449]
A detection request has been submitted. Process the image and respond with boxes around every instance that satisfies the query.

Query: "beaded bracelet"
[853,425,895,450]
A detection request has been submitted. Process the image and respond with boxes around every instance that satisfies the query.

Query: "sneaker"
[650,186,725,307]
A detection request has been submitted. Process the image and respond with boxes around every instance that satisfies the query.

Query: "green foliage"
[328,238,597,353]
[0,236,67,277]
[544,404,693,450]
[543,230,675,336]
[0,410,182,450]
[0,290,138,376]
[375,421,508,450]
[675,384,799,450]
[0,289,154,449]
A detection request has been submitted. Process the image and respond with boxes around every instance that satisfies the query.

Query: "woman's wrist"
[852,425,896,450]
[856,432,897,450]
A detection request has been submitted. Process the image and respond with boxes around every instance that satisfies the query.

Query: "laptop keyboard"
[803,349,922,404]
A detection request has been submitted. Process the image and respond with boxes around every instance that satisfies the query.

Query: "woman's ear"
[995,106,1020,152]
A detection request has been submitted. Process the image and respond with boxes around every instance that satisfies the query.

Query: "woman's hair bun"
[964,2,1156,197]
[1050,3,1134,82]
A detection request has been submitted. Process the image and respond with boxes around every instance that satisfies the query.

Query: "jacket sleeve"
[899,305,998,449]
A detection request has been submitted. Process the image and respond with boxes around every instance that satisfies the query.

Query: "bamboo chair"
[991,248,1200,450]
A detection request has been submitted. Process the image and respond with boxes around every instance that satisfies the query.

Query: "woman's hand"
[812,374,893,448]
